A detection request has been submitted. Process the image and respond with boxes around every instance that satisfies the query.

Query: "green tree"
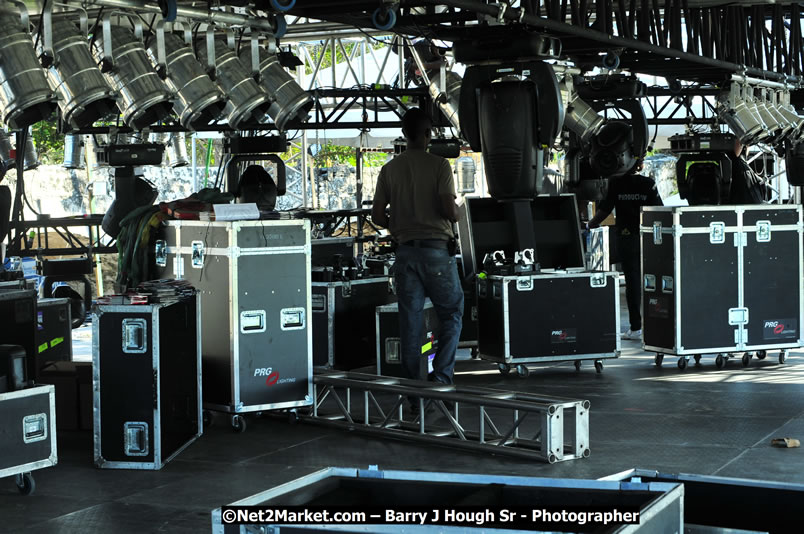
[30,120,64,164]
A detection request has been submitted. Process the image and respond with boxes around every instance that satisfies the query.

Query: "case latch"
[385,338,400,363]
[122,318,147,354]
[154,239,167,267]
[22,413,47,443]
[124,422,149,456]
[728,307,749,325]
[709,222,725,244]
[191,240,205,268]
[240,310,266,334]
[589,273,607,288]
[280,307,305,331]
[661,276,674,293]
[756,220,772,242]
[311,294,326,313]
[652,222,663,245]
[516,277,533,291]
[644,274,657,292]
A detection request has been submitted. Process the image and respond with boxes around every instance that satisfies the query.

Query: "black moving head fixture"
[589,121,637,178]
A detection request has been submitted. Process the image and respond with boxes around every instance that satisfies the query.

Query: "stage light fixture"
[93,21,174,129]
[167,132,190,168]
[0,10,57,129]
[196,33,272,129]
[41,19,117,129]
[148,31,226,130]
[62,134,85,169]
[239,44,313,131]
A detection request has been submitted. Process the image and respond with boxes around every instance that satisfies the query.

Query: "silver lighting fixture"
[753,88,785,143]
[240,44,313,131]
[167,132,189,167]
[0,9,57,129]
[63,134,85,169]
[93,17,173,129]
[564,92,605,142]
[717,84,763,145]
[779,91,804,140]
[455,155,476,193]
[41,17,117,129]
[196,31,272,129]
[148,29,226,130]
[427,70,462,134]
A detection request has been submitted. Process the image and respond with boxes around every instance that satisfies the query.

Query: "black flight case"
[641,205,803,369]
[92,293,202,470]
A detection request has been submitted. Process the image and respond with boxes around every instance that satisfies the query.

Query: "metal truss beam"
[304,371,591,464]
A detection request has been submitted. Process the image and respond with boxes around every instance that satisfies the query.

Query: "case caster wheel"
[756,350,767,360]
[574,360,582,371]
[677,357,687,370]
[715,354,726,369]
[471,347,479,359]
[779,350,788,364]
[693,354,702,365]
[594,360,604,373]
[287,410,300,424]
[231,415,247,433]
[498,363,511,375]
[515,364,530,378]
[202,410,213,427]
[15,473,35,496]
[654,353,663,367]
[742,352,752,367]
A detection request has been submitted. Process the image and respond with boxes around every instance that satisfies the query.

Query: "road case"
[376,300,438,378]
[312,276,395,369]
[212,467,683,534]
[36,298,72,363]
[478,269,620,376]
[155,220,313,427]
[641,205,803,369]
[0,384,57,495]
[92,294,201,470]
[0,289,37,380]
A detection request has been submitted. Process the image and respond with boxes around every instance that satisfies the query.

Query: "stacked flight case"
[93,294,201,469]
[0,384,57,495]
[376,300,439,378]
[642,205,803,369]
[155,220,312,431]
[312,276,395,370]
[459,195,621,374]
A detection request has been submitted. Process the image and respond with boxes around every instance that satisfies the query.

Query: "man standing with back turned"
[372,108,464,388]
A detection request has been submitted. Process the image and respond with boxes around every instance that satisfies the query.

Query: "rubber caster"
[471,347,479,359]
[574,360,582,371]
[693,354,701,365]
[677,357,687,370]
[372,6,397,30]
[654,353,664,367]
[202,410,213,427]
[287,410,300,424]
[756,350,767,360]
[516,364,530,378]
[715,354,726,369]
[231,414,247,433]
[594,360,603,373]
[742,352,752,367]
[779,350,788,364]
[498,363,511,375]
[15,473,35,496]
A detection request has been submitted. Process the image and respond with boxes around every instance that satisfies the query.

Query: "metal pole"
[301,131,309,207]
[191,135,197,192]
[356,147,363,209]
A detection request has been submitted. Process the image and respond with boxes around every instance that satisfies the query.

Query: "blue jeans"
[394,244,464,383]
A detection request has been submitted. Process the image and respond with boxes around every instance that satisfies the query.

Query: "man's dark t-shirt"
[593,174,663,235]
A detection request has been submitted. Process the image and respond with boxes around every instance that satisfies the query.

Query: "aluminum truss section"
[306,371,591,463]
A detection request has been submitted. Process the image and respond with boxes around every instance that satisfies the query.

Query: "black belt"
[400,239,449,249]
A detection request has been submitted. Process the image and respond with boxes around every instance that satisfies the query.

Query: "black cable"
[88,7,106,49]
[33,0,50,50]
